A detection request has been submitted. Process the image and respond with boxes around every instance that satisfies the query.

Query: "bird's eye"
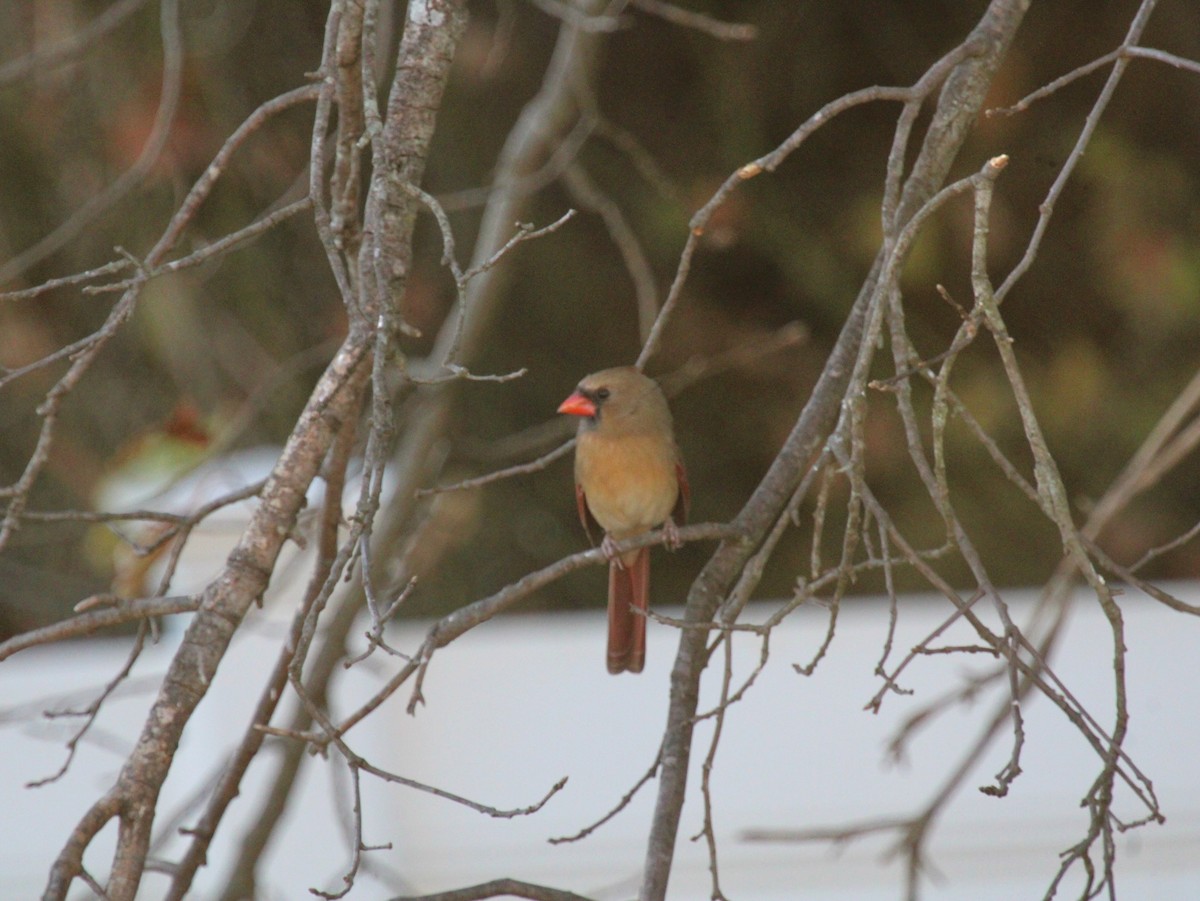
[595,388,610,401]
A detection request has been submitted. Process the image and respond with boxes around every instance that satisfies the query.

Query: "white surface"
[2,582,1199,900]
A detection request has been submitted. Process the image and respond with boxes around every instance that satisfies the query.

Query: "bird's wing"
[575,482,600,546]
[674,460,691,525]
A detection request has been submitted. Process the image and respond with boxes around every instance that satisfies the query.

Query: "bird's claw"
[663,517,683,551]
[600,534,624,567]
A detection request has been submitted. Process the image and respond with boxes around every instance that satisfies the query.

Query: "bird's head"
[557,366,670,435]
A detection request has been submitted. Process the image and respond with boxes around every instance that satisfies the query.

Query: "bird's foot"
[600,534,624,567]
[662,517,683,551]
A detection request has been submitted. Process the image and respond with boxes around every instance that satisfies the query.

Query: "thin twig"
[629,0,757,41]
[549,743,663,845]
[0,596,198,662]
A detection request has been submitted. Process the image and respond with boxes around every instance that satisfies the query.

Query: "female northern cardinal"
[558,367,689,674]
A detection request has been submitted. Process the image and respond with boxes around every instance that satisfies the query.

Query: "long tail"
[607,548,649,674]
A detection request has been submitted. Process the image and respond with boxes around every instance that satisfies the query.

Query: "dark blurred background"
[1,1,1198,635]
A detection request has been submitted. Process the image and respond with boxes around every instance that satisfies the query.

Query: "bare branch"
[527,0,626,33]
[415,439,575,497]
[83,197,314,295]
[0,258,134,302]
[629,0,757,41]
[25,624,150,788]
[0,596,198,662]
[549,744,663,845]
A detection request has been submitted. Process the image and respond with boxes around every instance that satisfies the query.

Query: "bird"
[557,367,689,674]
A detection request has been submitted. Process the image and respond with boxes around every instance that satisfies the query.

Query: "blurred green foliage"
[1,1,1198,632]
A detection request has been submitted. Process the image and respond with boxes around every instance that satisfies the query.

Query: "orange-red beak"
[557,391,596,418]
